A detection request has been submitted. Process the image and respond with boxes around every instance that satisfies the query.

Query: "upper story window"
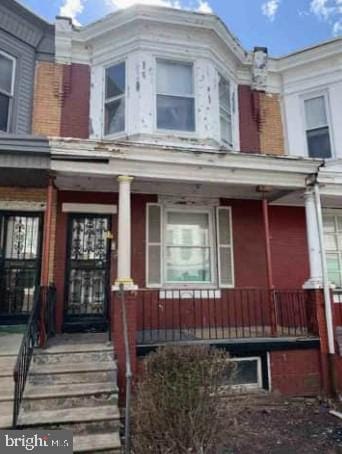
[156,60,195,132]
[0,51,15,132]
[219,75,233,148]
[104,62,125,135]
[304,95,331,158]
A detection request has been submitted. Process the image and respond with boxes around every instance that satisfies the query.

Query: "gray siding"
[0,0,54,135]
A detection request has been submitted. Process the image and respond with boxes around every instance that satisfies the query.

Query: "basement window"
[156,60,195,132]
[304,95,332,158]
[104,62,125,135]
[221,357,263,390]
[0,50,16,132]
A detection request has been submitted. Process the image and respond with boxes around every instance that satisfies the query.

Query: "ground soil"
[220,395,342,454]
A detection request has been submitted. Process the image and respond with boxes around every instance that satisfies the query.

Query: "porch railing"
[12,285,56,428]
[137,288,313,345]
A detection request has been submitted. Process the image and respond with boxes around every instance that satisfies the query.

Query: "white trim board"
[62,203,117,214]
[0,201,46,212]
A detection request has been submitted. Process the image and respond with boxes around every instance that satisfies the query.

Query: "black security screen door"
[0,213,43,324]
[65,214,111,331]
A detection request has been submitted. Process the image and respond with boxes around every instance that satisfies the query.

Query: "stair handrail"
[119,283,133,454]
[12,284,56,427]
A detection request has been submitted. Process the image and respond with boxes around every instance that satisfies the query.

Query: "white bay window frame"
[0,50,16,133]
[103,60,126,137]
[146,203,234,289]
[218,74,233,148]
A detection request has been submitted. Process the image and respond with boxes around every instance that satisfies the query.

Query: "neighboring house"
[1,3,342,436]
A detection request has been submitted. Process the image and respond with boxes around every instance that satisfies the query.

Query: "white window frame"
[323,209,342,289]
[103,60,127,138]
[163,206,216,287]
[155,58,196,134]
[216,206,235,288]
[0,50,16,133]
[302,90,334,159]
[218,73,233,149]
[225,357,263,391]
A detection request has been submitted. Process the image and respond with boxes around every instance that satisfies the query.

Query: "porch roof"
[50,138,322,197]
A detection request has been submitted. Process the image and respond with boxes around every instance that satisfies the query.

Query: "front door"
[64,214,112,332]
[0,212,43,324]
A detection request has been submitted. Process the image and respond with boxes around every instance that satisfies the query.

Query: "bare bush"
[131,344,234,454]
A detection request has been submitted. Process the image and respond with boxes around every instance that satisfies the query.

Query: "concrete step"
[28,369,117,386]
[23,382,118,411]
[0,355,17,368]
[32,350,113,366]
[29,361,116,375]
[0,364,15,377]
[0,401,13,429]
[73,433,121,453]
[19,405,121,435]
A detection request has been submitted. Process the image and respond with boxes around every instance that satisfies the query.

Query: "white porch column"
[303,187,323,288]
[114,175,136,289]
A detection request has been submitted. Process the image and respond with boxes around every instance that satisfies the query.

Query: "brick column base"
[112,291,137,404]
[306,289,333,396]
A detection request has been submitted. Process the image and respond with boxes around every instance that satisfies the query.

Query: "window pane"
[229,360,259,386]
[0,54,13,94]
[166,247,211,282]
[219,76,231,112]
[105,63,125,99]
[166,212,210,246]
[220,248,232,285]
[218,209,231,245]
[157,95,195,131]
[307,127,331,158]
[220,114,232,145]
[148,245,161,285]
[105,98,125,134]
[157,61,193,96]
[305,96,327,129]
[327,254,341,287]
[325,234,337,250]
[5,217,39,260]
[0,93,9,132]
[323,216,336,233]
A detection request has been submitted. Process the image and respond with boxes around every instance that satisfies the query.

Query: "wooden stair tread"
[30,361,116,375]
[24,382,118,399]
[19,405,120,426]
[73,432,121,452]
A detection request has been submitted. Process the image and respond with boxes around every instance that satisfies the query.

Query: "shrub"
[132,344,234,454]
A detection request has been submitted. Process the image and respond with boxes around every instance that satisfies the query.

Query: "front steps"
[17,334,121,453]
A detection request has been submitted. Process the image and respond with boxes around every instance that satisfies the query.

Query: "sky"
[19,0,342,56]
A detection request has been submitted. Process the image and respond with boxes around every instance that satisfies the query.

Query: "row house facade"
[1,0,342,421]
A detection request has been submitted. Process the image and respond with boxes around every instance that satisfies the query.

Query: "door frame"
[63,212,112,332]
[0,211,44,325]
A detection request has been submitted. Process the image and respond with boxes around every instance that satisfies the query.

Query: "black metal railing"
[137,288,314,345]
[12,284,56,427]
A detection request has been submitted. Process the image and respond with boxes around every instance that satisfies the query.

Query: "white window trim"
[323,209,342,289]
[103,59,127,138]
[218,73,233,149]
[216,206,235,288]
[154,58,197,135]
[146,203,162,289]
[301,89,334,159]
[225,357,263,391]
[0,50,16,133]
[163,205,216,287]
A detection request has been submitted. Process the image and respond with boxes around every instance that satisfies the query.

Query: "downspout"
[313,183,335,355]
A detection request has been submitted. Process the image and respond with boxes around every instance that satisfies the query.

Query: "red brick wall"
[270,349,321,396]
[269,206,310,289]
[60,64,90,138]
[238,85,261,154]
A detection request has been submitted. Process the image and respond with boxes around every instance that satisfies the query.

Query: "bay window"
[0,50,15,132]
[219,75,233,147]
[104,62,125,135]
[146,204,234,288]
[156,60,195,132]
[304,95,332,158]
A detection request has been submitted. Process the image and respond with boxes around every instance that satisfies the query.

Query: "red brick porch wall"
[270,349,322,396]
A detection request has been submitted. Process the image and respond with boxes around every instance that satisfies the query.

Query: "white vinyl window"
[104,62,125,135]
[156,60,195,132]
[146,204,234,288]
[219,75,233,147]
[221,357,263,390]
[304,95,332,158]
[0,50,16,132]
[323,213,342,288]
